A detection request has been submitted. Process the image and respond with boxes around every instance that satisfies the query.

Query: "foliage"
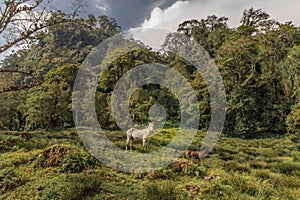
[0,14,120,130]
[286,100,300,137]
[1,7,300,137]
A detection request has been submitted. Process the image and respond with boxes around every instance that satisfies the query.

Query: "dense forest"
[0,8,299,139]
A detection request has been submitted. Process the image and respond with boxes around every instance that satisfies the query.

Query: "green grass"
[0,129,299,199]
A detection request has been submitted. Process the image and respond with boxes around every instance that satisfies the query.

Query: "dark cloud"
[43,0,184,30]
[107,0,179,29]
[84,0,180,30]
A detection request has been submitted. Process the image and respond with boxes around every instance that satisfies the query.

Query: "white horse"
[126,122,154,151]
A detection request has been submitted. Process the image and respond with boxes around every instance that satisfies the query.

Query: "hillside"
[1,129,299,199]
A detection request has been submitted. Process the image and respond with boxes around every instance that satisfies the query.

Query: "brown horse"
[185,147,209,159]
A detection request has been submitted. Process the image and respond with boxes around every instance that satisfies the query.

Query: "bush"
[35,144,99,173]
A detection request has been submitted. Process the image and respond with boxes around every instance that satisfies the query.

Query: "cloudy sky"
[80,0,300,48]
[1,0,300,59]
[47,0,300,30]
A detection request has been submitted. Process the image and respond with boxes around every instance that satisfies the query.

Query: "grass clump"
[144,182,184,200]
[40,172,102,200]
[0,168,27,194]
[0,136,25,153]
[35,144,99,173]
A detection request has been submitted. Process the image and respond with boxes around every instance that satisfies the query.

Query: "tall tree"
[0,0,82,93]
[0,13,121,130]
[216,34,260,136]
[281,46,300,136]
[177,15,231,57]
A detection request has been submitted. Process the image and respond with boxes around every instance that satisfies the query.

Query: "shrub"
[35,144,99,173]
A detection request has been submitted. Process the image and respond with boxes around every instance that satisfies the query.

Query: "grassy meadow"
[0,129,299,199]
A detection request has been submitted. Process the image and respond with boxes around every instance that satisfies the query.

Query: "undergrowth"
[0,129,299,199]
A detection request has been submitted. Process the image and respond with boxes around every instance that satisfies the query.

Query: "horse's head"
[148,122,154,132]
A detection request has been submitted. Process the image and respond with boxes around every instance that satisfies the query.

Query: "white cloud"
[127,27,173,50]
[137,1,191,30]
[93,0,110,13]
[127,0,300,49]
[133,0,300,31]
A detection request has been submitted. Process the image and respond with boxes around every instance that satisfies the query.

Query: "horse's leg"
[126,135,130,151]
[129,137,133,151]
[143,138,147,149]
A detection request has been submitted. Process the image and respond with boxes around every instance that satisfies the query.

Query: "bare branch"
[0,0,74,54]
[0,14,69,54]
[0,0,83,94]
